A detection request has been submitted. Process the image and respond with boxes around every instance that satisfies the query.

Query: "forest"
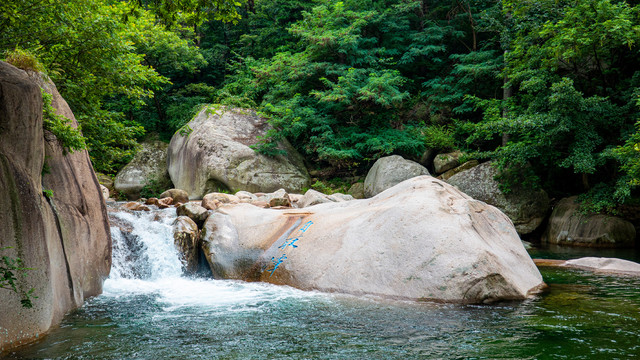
[2,0,640,212]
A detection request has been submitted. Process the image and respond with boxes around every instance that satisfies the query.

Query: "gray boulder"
[447,162,549,235]
[173,216,200,274]
[167,106,310,199]
[543,197,635,248]
[347,182,364,199]
[114,139,172,200]
[201,176,544,303]
[433,151,463,174]
[364,155,430,198]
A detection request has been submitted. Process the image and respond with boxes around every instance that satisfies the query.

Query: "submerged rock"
[564,257,640,275]
[364,155,430,198]
[534,257,640,277]
[200,176,544,303]
[543,197,635,248]
[167,106,310,198]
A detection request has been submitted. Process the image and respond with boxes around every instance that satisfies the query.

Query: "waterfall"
[108,207,183,280]
[103,203,315,308]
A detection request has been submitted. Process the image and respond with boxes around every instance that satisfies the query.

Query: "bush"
[41,90,86,154]
[4,48,46,73]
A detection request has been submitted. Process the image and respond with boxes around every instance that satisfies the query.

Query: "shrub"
[4,48,46,73]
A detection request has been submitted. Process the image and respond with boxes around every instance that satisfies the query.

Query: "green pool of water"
[5,266,640,360]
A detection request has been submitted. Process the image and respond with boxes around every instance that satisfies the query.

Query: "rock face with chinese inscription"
[200,176,544,303]
[167,106,310,199]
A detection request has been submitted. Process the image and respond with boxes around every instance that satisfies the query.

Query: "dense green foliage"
[0,0,242,173]
[2,0,640,210]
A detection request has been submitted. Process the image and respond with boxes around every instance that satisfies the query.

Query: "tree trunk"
[502,71,512,146]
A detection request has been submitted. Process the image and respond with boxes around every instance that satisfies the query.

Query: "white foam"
[105,205,323,312]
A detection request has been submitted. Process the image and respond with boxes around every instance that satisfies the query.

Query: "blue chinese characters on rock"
[265,220,314,277]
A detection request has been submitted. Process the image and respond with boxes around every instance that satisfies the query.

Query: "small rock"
[145,197,159,205]
[288,193,303,206]
[329,193,354,202]
[203,192,240,205]
[114,139,173,200]
[439,160,479,181]
[420,148,437,168]
[176,202,210,225]
[347,182,364,199]
[201,196,221,211]
[250,200,270,208]
[269,197,291,208]
[258,189,291,207]
[122,202,150,212]
[159,189,189,204]
[433,150,462,174]
[235,191,258,203]
[100,184,109,201]
[299,189,333,208]
[158,197,173,207]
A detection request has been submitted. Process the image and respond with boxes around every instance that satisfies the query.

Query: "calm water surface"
[5,208,640,359]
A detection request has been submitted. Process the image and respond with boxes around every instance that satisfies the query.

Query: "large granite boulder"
[0,62,111,351]
[543,197,636,248]
[167,106,310,199]
[200,176,544,303]
[363,155,430,198]
[114,139,172,200]
[447,162,549,235]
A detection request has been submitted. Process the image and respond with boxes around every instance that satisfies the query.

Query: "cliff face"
[0,61,111,351]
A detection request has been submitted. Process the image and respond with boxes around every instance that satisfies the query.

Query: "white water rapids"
[105,206,320,311]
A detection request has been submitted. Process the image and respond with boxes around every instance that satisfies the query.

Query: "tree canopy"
[2,0,640,211]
